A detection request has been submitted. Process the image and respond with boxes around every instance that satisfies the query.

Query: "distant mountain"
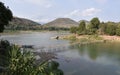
[43,18,79,28]
[6,17,41,30]
[9,17,41,26]
[79,20,90,25]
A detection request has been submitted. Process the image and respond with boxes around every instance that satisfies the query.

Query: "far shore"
[0,30,69,35]
[60,34,120,44]
[1,30,120,43]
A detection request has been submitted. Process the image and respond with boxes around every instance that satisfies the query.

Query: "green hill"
[6,17,41,30]
[43,18,79,28]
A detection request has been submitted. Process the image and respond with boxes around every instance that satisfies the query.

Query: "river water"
[1,32,120,75]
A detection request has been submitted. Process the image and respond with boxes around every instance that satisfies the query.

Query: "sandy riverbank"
[100,35,120,42]
[60,34,120,43]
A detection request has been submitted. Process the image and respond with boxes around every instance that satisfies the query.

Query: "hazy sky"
[1,0,120,23]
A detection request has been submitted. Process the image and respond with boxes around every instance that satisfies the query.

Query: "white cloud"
[64,8,101,18]
[81,8,101,16]
[64,9,81,17]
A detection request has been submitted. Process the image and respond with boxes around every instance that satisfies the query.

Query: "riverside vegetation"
[67,17,120,43]
[0,1,63,75]
[70,17,120,36]
[0,40,63,75]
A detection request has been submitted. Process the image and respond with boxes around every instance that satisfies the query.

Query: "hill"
[6,17,41,30]
[43,18,79,28]
[10,17,40,26]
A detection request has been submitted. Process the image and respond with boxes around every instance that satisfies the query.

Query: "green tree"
[70,26,78,33]
[116,25,120,36]
[105,22,116,35]
[99,22,106,34]
[88,17,100,34]
[0,2,13,32]
[77,21,86,35]
[90,17,100,29]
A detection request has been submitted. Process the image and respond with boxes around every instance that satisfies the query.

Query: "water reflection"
[69,42,120,66]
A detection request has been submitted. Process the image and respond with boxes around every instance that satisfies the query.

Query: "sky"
[1,0,120,23]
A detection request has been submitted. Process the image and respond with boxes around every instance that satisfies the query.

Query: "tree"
[105,22,116,35]
[116,25,120,36]
[99,22,106,34]
[77,21,86,35]
[88,17,100,34]
[70,26,78,33]
[0,2,13,32]
[90,17,100,29]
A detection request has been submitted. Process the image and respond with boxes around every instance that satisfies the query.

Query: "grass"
[62,34,104,45]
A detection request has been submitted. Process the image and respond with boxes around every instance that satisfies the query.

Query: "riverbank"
[100,35,120,42]
[0,30,34,35]
[0,30,69,35]
[60,34,120,45]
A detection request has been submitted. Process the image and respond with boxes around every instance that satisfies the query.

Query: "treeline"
[5,25,69,31]
[42,26,69,31]
[5,24,42,30]
[70,17,120,36]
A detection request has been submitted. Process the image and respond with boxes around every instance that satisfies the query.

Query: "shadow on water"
[69,42,120,61]
[57,42,120,75]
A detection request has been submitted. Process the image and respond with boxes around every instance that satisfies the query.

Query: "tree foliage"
[87,17,100,34]
[0,2,13,32]
[77,21,86,35]
[90,17,100,29]
[70,26,78,33]
[99,22,106,34]
[70,17,120,36]
[105,22,116,35]
[116,25,120,36]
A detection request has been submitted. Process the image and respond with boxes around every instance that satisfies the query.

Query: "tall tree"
[99,22,106,34]
[89,17,100,34]
[77,21,86,35]
[78,21,86,32]
[90,17,100,29]
[0,2,13,32]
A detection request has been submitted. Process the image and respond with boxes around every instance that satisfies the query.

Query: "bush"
[0,40,63,75]
[116,25,120,36]
[105,24,116,35]
[70,26,78,33]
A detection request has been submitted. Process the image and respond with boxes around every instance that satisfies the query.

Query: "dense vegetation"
[6,25,69,31]
[0,40,63,75]
[70,17,120,36]
[0,2,13,32]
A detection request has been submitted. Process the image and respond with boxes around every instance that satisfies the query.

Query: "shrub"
[0,40,63,75]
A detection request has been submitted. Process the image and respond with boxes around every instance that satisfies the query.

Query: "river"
[1,32,120,75]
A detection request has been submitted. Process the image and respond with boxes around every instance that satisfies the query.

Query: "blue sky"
[1,0,120,23]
